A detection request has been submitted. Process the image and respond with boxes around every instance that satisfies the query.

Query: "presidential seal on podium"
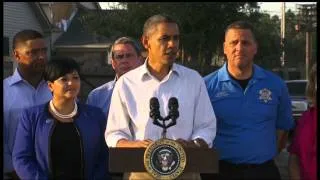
[144,97,186,179]
[144,138,186,179]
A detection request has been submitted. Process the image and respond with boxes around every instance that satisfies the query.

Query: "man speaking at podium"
[105,14,216,180]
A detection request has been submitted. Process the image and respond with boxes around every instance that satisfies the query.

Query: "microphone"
[149,97,179,138]
[150,97,161,123]
[168,97,179,119]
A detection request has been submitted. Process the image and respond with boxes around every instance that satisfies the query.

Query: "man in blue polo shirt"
[204,21,293,179]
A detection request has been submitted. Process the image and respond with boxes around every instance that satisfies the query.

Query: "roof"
[54,8,111,47]
[55,43,112,49]
[285,80,307,83]
[95,3,102,9]
[29,2,52,32]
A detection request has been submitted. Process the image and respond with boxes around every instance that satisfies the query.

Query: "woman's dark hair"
[44,56,80,82]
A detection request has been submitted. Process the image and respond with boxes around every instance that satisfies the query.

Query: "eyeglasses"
[113,53,134,60]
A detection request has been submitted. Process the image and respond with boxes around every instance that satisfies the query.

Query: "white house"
[3,2,100,78]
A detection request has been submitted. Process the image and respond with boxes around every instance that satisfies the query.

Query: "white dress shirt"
[105,60,216,147]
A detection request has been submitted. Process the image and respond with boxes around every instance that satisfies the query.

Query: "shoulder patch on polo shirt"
[259,88,272,103]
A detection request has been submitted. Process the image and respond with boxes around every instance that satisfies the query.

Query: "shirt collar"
[218,63,266,82]
[140,57,181,80]
[8,68,48,87]
[8,69,24,86]
[252,64,267,79]
[217,63,231,82]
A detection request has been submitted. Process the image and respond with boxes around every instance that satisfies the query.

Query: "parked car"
[285,80,309,122]
[285,80,308,140]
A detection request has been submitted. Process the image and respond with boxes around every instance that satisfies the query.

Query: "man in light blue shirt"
[86,37,143,115]
[3,29,52,179]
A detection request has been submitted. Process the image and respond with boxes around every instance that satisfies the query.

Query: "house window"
[3,36,9,56]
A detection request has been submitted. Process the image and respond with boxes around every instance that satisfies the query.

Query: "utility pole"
[296,4,317,79]
[49,2,54,56]
[280,2,288,79]
[306,30,310,79]
[280,2,285,67]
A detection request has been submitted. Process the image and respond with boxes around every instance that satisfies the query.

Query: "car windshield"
[286,82,307,97]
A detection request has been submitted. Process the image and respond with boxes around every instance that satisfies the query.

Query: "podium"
[109,147,219,174]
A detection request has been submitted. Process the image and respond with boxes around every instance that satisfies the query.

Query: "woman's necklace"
[49,100,77,119]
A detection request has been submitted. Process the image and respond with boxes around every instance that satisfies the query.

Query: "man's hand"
[116,139,153,148]
[277,130,288,153]
[176,139,196,148]
[288,153,301,179]
[176,138,208,148]
[193,138,209,148]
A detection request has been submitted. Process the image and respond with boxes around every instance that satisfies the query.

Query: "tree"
[247,12,282,69]
[284,10,306,68]
[80,2,259,74]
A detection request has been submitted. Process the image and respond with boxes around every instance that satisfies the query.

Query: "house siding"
[3,2,46,77]
[4,2,43,54]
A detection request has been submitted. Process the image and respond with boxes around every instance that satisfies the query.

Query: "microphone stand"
[152,113,177,139]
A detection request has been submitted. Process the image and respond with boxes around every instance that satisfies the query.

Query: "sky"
[99,2,317,17]
[258,2,317,17]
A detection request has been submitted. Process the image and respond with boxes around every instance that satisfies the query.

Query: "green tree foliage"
[80,3,258,71]
[247,12,281,69]
[79,3,314,74]
[283,10,305,68]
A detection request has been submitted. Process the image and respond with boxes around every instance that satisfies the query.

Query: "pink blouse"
[288,107,317,180]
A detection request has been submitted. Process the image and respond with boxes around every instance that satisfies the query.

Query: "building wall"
[4,2,44,55]
[3,2,45,77]
[38,3,53,24]
[3,58,13,79]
